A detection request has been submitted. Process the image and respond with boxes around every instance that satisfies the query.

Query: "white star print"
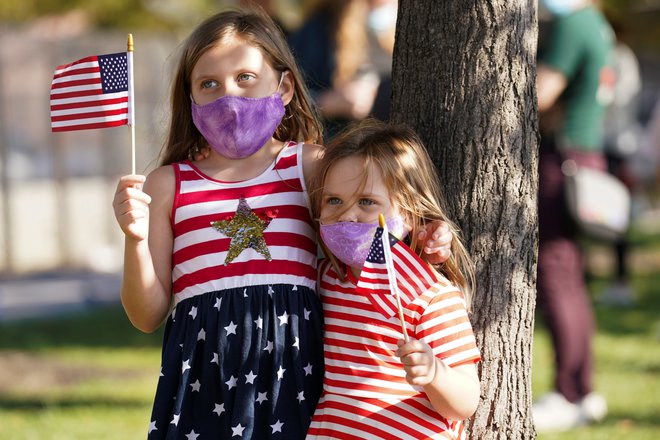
[213,403,225,416]
[254,316,263,329]
[256,391,268,404]
[268,285,274,296]
[211,352,219,364]
[293,336,300,348]
[197,328,206,341]
[303,362,313,376]
[171,413,180,426]
[185,430,199,440]
[271,420,284,433]
[148,420,157,433]
[278,311,289,326]
[304,308,311,320]
[214,297,223,310]
[232,423,245,437]
[293,285,298,291]
[297,391,305,403]
[243,288,248,297]
[245,371,257,384]
[188,306,197,320]
[226,375,238,390]
[225,321,238,335]
[182,359,191,374]
[277,365,286,380]
[264,340,274,354]
[190,379,201,392]
[159,367,164,377]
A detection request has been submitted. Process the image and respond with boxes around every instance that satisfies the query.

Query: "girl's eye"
[326,197,342,206]
[358,198,376,206]
[237,73,255,83]
[200,79,218,89]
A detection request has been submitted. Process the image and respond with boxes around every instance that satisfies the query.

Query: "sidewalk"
[0,270,121,322]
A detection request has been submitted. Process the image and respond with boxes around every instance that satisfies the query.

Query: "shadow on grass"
[591,271,660,336]
[0,305,164,350]
[0,396,148,411]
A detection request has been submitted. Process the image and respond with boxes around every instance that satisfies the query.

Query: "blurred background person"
[289,0,397,139]
[533,0,614,432]
[599,14,643,306]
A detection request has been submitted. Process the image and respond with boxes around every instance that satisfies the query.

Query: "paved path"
[0,271,121,322]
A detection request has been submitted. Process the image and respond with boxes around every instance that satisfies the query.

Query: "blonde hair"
[311,119,476,306]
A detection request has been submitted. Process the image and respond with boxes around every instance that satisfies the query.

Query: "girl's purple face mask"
[191,92,285,159]
[320,216,407,269]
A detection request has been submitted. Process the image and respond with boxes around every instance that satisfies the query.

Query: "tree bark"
[391,1,538,438]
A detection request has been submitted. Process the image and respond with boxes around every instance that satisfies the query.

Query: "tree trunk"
[390,1,538,438]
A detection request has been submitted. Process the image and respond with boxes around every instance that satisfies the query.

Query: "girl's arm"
[112,167,175,333]
[301,142,324,188]
[396,339,480,421]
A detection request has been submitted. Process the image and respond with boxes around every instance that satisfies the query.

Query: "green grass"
[0,269,658,439]
[533,270,660,439]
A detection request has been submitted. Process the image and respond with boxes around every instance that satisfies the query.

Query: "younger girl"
[112,8,451,439]
[307,120,481,440]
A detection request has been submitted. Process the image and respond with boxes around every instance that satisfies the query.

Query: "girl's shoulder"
[300,142,324,184]
[143,164,176,200]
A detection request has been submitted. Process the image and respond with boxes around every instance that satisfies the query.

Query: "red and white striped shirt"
[308,260,481,439]
[170,142,318,304]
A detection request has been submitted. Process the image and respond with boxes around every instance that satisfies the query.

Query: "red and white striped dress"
[307,261,481,440]
[148,142,325,439]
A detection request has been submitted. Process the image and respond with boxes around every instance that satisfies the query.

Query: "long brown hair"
[160,7,323,165]
[310,119,476,306]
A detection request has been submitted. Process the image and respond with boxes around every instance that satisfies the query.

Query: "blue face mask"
[542,0,581,16]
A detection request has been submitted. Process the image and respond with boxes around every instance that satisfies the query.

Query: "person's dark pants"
[537,143,607,403]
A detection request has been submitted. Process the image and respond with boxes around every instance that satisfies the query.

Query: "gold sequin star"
[211,197,273,265]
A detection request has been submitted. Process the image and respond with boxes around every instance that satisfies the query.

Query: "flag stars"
[189,306,198,320]
[185,430,200,440]
[214,297,223,310]
[254,316,263,329]
[148,421,157,433]
[171,414,180,426]
[304,308,311,320]
[271,420,284,433]
[182,359,191,374]
[303,362,313,376]
[197,328,206,341]
[276,366,286,380]
[211,352,219,364]
[278,311,289,326]
[226,375,238,390]
[297,391,305,403]
[293,337,300,349]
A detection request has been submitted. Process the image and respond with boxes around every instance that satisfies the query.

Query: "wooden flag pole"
[127,33,136,175]
[379,214,409,342]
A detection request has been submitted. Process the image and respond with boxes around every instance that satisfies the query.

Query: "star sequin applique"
[211,197,275,265]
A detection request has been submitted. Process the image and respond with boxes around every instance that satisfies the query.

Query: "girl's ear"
[279,70,295,106]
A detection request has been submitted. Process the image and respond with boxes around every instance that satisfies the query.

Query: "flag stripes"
[50,52,129,132]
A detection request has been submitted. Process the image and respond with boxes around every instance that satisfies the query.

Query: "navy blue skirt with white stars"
[147,284,324,439]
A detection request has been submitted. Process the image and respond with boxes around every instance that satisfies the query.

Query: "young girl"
[112,8,451,439]
[307,120,481,440]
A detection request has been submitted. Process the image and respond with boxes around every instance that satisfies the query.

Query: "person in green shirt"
[534,0,615,433]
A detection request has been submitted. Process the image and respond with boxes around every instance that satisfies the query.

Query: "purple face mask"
[191,92,285,159]
[320,216,407,269]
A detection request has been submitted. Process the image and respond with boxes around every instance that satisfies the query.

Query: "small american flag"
[356,225,439,319]
[50,52,129,132]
